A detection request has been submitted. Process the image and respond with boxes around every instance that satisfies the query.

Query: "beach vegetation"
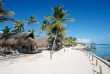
[100,56,110,62]
[39,19,50,36]
[62,36,76,46]
[1,26,11,34]
[45,5,74,52]
[0,2,14,22]
[12,19,26,33]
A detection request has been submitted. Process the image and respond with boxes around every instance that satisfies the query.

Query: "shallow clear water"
[88,44,110,59]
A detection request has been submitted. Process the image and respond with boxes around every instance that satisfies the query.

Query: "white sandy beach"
[0,47,110,74]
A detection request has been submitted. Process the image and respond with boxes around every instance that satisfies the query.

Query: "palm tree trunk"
[31,23,32,32]
[19,26,20,33]
[50,33,57,59]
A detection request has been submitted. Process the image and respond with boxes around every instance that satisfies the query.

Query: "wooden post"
[100,65,102,74]
[64,47,65,52]
[92,55,94,61]
[96,59,97,66]
[89,53,90,58]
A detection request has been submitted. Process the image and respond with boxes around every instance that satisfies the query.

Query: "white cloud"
[77,39,91,43]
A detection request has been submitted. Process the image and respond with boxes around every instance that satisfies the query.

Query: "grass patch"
[100,56,110,62]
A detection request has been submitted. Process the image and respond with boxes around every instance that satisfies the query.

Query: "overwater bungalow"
[0,32,37,53]
[91,42,96,48]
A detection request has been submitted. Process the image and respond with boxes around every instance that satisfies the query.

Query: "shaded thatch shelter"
[91,42,96,48]
[34,37,61,50]
[0,32,36,45]
[0,32,37,52]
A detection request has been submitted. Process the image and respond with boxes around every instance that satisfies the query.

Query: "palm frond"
[34,21,39,23]
[7,11,15,17]
[25,19,30,22]
[45,15,55,20]
[62,18,74,22]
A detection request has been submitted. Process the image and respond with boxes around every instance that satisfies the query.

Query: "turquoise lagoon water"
[88,44,110,59]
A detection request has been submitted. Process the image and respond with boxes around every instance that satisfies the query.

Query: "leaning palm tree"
[0,1,14,22]
[45,5,74,59]
[26,15,39,32]
[13,19,26,33]
[1,26,11,34]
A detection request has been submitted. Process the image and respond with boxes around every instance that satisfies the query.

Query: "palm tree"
[26,15,39,32]
[39,19,49,32]
[0,1,14,22]
[0,32,2,36]
[62,36,68,43]
[13,19,26,33]
[45,5,74,59]
[67,36,76,46]
[27,28,36,35]
[68,36,73,43]
[73,37,76,42]
[39,19,50,36]
[1,26,11,34]
[68,36,76,43]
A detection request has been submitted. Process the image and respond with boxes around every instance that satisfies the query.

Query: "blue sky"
[0,0,110,44]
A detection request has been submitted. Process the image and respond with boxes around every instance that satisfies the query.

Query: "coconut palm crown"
[1,26,11,34]
[0,1,14,22]
[45,5,74,39]
[26,15,39,32]
[13,19,26,33]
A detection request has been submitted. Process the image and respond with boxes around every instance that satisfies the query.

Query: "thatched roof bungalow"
[0,32,36,46]
[0,32,37,53]
[34,37,61,50]
[34,37,50,47]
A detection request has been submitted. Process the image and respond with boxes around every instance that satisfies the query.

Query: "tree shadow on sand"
[0,53,41,67]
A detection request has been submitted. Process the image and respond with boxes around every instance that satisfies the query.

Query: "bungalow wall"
[0,45,12,52]
[37,45,54,51]
[0,45,38,53]
[37,46,49,51]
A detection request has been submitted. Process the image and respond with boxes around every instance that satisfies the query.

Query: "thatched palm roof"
[91,42,96,45]
[34,37,50,47]
[0,32,36,45]
[34,37,61,47]
[24,37,37,45]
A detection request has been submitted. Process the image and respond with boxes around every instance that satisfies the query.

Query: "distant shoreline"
[95,44,110,45]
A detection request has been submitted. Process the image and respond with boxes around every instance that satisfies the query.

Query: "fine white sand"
[0,47,110,74]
